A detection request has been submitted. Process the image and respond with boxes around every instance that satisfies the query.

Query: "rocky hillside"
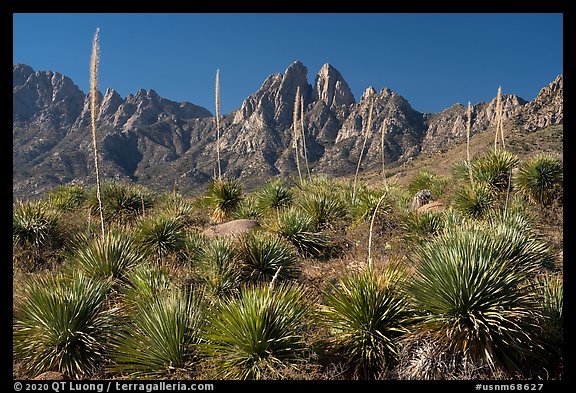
[12,62,563,200]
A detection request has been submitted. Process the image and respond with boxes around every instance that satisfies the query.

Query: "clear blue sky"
[13,13,563,115]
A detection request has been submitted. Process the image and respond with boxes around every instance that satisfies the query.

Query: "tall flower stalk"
[215,69,222,180]
[494,86,505,152]
[90,27,105,240]
[381,118,388,191]
[353,102,374,198]
[300,95,311,180]
[466,101,474,186]
[293,87,303,183]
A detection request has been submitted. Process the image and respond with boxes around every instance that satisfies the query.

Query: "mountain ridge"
[12,62,563,200]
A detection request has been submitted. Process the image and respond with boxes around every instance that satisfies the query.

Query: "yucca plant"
[408,228,546,373]
[201,283,312,379]
[350,187,392,224]
[402,211,446,244]
[13,200,60,249]
[469,149,518,193]
[238,231,299,283]
[204,178,243,223]
[256,178,293,214]
[67,231,145,284]
[13,200,62,271]
[154,192,196,225]
[515,153,563,206]
[298,190,347,229]
[271,208,330,257]
[87,182,154,225]
[321,266,411,378]
[452,183,496,219]
[13,272,118,379]
[135,214,187,261]
[534,274,563,368]
[111,289,205,378]
[194,237,242,297]
[407,171,448,200]
[232,196,263,220]
[119,264,173,310]
[47,184,86,211]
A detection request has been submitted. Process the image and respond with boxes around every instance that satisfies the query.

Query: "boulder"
[202,219,260,238]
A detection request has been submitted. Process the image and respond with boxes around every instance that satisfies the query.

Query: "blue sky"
[13,13,563,115]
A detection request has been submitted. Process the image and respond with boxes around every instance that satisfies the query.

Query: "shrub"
[111,289,205,377]
[321,266,411,378]
[452,183,496,219]
[201,283,311,379]
[408,171,448,199]
[408,228,546,373]
[87,182,154,225]
[13,273,118,379]
[204,178,243,223]
[135,214,187,260]
[47,184,86,211]
[13,200,61,251]
[238,231,299,283]
[256,178,293,213]
[271,208,330,257]
[194,238,242,297]
[515,153,563,206]
[68,231,145,284]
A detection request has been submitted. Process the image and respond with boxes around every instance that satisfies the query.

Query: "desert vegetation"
[12,28,563,382]
[13,145,563,380]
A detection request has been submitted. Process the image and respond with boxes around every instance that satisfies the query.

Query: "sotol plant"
[111,289,205,378]
[201,283,312,379]
[514,153,563,206]
[13,272,118,379]
[321,266,411,378]
[238,231,300,283]
[408,227,546,373]
[67,231,146,284]
[204,178,243,223]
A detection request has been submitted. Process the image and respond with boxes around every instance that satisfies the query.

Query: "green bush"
[409,227,546,373]
[201,283,311,379]
[204,178,243,223]
[321,266,411,378]
[13,273,118,379]
[238,231,299,283]
[68,231,145,284]
[111,289,205,377]
[515,153,563,206]
[271,208,330,257]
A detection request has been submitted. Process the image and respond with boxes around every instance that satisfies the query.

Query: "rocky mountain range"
[13,61,563,200]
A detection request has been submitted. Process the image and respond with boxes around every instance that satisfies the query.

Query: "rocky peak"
[100,88,124,118]
[517,75,563,131]
[13,64,85,126]
[234,60,313,126]
[13,63,35,86]
[361,86,377,102]
[314,63,355,109]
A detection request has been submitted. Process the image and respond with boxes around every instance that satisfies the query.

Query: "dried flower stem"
[466,101,474,186]
[381,119,388,191]
[90,27,105,241]
[269,266,283,290]
[215,69,222,180]
[300,95,311,180]
[353,102,374,198]
[293,87,302,183]
[368,192,387,271]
